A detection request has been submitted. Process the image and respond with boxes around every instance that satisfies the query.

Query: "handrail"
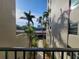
[0,48,79,52]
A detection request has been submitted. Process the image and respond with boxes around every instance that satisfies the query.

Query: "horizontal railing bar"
[0,48,79,52]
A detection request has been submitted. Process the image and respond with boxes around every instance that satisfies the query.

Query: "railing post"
[43,51,45,59]
[14,51,17,59]
[61,52,64,59]
[52,51,54,59]
[33,51,36,59]
[71,52,73,59]
[23,51,25,59]
[5,51,8,59]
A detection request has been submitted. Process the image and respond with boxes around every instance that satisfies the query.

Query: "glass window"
[68,22,78,35]
[71,0,79,9]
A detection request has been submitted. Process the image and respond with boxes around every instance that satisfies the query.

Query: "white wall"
[68,5,79,48]
[47,0,79,48]
[47,0,69,48]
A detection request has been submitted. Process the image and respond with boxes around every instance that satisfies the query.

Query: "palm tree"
[43,11,49,19]
[20,11,35,26]
[43,11,49,29]
[20,11,35,48]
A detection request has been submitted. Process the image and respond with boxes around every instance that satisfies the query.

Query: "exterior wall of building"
[0,0,30,59]
[47,0,79,59]
[47,0,79,48]
[69,5,79,48]
[0,0,16,47]
[47,0,69,48]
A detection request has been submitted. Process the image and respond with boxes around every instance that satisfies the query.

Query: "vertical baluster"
[52,51,54,59]
[71,52,73,59]
[23,51,25,59]
[33,51,36,59]
[5,51,8,59]
[15,51,17,59]
[61,52,64,59]
[43,51,45,59]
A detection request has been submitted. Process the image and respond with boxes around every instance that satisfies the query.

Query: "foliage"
[32,36,38,47]
[43,11,49,18]
[20,11,35,25]
[20,11,36,48]
[25,25,35,36]
[24,25,38,47]
[16,25,22,30]
[16,25,27,30]
[37,11,49,29]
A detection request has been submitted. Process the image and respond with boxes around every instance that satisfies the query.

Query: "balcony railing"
[0,48,79,59]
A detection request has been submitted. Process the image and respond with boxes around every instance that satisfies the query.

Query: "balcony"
[0,48,79,59]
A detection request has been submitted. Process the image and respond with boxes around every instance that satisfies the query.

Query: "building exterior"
[0,0,30,59]
[47,0,79,59]
[0,0,16,47]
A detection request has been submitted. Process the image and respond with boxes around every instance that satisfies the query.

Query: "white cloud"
[16,8,25,19]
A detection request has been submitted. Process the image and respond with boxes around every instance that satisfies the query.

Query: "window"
[71,0,79,9]
[68,22,78,35]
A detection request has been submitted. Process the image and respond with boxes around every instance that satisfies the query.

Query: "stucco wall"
[47,0,69,48]
[0,0,16,47]
[47,0,79,48]
[68,5,79,48]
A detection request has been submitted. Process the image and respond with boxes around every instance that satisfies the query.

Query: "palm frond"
[31,15,35,18]
[43,11,49,17]
[20,17,26,19]
[24,12,29,17]
[30,19,34,24]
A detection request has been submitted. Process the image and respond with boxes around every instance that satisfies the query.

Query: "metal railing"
[0,48,79,59]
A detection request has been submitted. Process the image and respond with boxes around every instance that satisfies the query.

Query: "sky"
[16,0,47,27]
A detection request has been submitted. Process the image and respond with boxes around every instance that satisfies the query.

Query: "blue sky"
[16,0,47,27]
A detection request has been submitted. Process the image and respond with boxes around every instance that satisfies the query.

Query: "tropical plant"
[25,25,35,47]
[16,25,22,30]
[43,11,49,19]
[43,11,49,27]
[37,16,46,29]
[20,11,35,26]
[20,11,35,48]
